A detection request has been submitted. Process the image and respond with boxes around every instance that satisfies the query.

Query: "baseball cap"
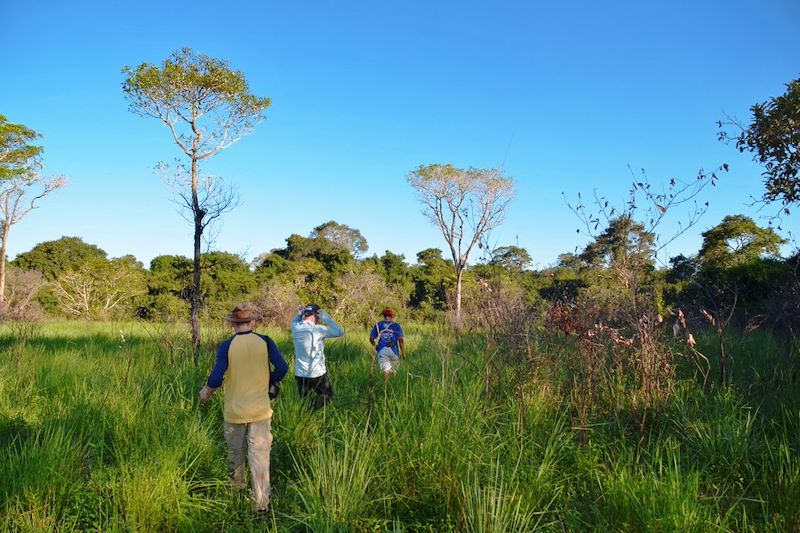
[301,304,321,317]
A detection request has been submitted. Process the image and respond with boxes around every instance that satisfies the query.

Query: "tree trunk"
[718,330,727,385]
[0,221,9,304]
[454,266,463,330]
[191,155,202,363]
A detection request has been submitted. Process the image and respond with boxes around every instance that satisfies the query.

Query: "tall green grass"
[0,320,798,531]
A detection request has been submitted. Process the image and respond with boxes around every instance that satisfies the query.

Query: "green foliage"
[199,251,255,317]
[0,114,42,180]
[13,236,107,281]
[409,248,453,315]
[728,77,800,206]
[489,245,532,272]
[311,220,369,257]
[122,48,271,158]
[665,215,793,338]
[52,256,147,320]
[139,252,256,321]
[279,233,355,272]
[148,253,192,293]
[698,214,786,269]
[580,214,655,272]
[533,258,589,303]
[253,252,291,285]
[377,250,414,296]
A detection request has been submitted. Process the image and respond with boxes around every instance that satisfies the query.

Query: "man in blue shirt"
[199,304,288,516]
[369,309,405,378]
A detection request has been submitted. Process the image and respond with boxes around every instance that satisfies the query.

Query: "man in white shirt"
[291,304,344,409]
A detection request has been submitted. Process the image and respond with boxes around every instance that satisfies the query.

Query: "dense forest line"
[3,211,797,340]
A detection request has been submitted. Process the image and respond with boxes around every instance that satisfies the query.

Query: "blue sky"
[1,0,798,269]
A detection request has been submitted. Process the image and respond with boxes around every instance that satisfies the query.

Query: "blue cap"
[301,304,320,317]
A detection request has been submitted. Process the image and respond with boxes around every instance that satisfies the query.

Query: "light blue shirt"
[291,310,344,378]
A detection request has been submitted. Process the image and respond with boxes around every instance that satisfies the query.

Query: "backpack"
[376,322,397,348]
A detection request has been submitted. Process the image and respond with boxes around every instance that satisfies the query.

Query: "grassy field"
[0,320,799,532]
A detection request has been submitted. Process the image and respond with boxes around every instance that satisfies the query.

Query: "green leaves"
[698,214,786,269]
[0,114,43,181]
[734,78,800,206]
[122,48,271,158]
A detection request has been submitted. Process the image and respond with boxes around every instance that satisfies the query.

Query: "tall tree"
[407,164,515,326]
[14,236,108,281]
[310,220,368,257]
[698,214,786,269]
[722,77,800,207]
[580,215,656,274]
[279,233,353,272]
[0,116,66,304]
[122,48,271,360]
[489,245,532,272]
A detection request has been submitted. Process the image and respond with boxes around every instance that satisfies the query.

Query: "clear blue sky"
[1,0,798,269]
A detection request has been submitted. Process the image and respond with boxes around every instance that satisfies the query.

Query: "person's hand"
[268,383,280,400]
[199,385,215,404]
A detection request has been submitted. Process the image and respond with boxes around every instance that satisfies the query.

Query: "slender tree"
[0,115,66,304]
[122,48,271,360]
[407,164,515,327]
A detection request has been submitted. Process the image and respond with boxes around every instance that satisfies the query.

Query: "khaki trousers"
[224,418,273,511]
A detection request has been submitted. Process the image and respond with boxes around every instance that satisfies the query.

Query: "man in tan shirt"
[199,304,288,515]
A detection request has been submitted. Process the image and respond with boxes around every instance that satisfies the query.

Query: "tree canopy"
[310,220,368,257]
[729,77,800,207]
[698,214,786,269]
[0,114,42,180]
[122,49,271,160]
[13,236,107,281]
[580,215,655,272]
[489,245,532,272]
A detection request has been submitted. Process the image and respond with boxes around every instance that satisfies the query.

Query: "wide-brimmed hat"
[301,304,321,317]
[225,304,261,323]
[381,308,395,317]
